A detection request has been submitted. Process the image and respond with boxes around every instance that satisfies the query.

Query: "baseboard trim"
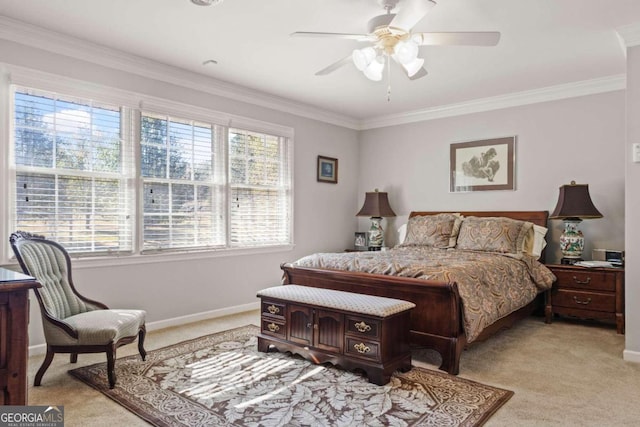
[27,302,260,357]
[623,348,640,364]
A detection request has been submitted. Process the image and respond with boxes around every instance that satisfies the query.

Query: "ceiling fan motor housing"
[367,14,396,34]
[377,0,400,11]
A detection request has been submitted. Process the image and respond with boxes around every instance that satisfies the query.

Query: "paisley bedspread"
[292,246,555,343]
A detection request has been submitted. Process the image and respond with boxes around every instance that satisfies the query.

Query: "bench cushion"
[257,285,415,318]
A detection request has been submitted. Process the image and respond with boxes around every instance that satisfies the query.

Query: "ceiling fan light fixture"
[393,39,419,64]
[352,47,377,71]
[363,56,385,81]
[402,57,425,77]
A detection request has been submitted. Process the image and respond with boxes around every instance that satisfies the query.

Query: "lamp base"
[367,217,384,249]
[559,218,584,260]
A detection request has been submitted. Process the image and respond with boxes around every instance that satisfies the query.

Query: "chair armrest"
[41,310,79,339]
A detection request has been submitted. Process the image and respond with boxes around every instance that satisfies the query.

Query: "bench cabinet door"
[288,304,313,346]
[314,309,344,353]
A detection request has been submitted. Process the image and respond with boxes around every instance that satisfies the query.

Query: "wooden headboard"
[408,210,549,228]
[408,210,550,261]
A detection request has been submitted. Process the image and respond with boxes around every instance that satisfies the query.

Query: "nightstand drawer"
[553,269,616,291]
[552,289,615,312]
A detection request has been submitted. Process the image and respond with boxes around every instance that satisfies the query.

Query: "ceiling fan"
[291,0,500,84]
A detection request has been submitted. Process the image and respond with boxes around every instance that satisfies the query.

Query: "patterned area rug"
[69,325,512,426]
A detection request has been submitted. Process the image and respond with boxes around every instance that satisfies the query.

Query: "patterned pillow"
[456,216,533,255]
[400,213,463,248]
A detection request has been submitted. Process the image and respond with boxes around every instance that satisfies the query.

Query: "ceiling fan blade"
[414,32,501,46]
[315,55,353,76]
[290,31,372,41]
[408,67,428,80]
[390,0,436,32]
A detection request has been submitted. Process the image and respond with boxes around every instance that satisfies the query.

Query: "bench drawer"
[345,315,380,339]
[261,300,286,320]
[261,319,286,339]
[345,337,380,362]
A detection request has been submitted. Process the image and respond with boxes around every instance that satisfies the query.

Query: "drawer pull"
[572,276,591,285]
[267,305,280,315]
[267,323,280,332]
[354,343,371,354]
[354,321,372,333]
[573,296,592,305]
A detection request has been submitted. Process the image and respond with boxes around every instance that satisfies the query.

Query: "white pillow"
[398,223,407,245]
[522,224,548,258]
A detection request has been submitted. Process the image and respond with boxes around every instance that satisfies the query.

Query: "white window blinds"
[140,112,226,252]
[9,82,294,258]
[229,128,292,247]
[13,88,134,254]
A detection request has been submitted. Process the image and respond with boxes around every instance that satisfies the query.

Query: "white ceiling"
[1,0,639,122]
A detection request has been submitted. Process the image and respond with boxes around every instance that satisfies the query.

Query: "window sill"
[15,244,296,270]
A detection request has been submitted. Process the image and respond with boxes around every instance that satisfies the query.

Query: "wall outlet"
[634,143,640,163]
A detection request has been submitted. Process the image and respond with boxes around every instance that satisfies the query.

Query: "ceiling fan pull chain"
[387,55,392,102]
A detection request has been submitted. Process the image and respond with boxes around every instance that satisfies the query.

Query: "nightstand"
[545,264,624,334]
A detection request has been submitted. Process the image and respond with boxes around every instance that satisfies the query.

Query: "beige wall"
[625,45,640,359]
[358,92,626,263]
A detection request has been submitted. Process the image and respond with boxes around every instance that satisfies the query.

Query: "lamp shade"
[356,189,396,218]
[550,181,602,220]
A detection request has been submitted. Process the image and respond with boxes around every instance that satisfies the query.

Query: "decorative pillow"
[397,223,407,245]
[400,213,463,248]
[456,216,533,255]
[522,224,548,258]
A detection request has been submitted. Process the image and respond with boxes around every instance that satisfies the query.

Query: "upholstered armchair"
[10,231,146,389]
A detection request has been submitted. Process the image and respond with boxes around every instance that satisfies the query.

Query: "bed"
[280,210,555,375]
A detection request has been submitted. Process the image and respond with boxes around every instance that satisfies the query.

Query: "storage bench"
[256,284,415,385]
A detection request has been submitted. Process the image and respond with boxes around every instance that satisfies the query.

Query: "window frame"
[1,67,295,265]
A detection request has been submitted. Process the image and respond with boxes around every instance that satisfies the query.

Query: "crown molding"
[360,74,626,130]
[0,15,360,130]
[617,22,640,47]
[0,15,629,132]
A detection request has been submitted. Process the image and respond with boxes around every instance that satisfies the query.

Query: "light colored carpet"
[68,325,512,426]
[27,311,640,426]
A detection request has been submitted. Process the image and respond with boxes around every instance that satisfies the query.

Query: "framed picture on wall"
[450,136,516,192]
[317,155,338,184]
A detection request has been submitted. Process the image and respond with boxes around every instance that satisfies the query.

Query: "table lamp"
[356,189,396,250]
[550,181,602,264]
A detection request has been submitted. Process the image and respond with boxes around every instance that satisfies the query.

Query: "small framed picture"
[354,232,368,250]
[317,155,338,184]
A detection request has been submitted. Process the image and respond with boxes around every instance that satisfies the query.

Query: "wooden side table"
[545,264,624,334]
[0,268,40,405]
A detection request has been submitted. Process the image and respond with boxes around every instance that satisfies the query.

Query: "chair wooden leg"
[70,353,78,363]
[35,347,55,386]
[106,345,116,389]
[138,327,147,361]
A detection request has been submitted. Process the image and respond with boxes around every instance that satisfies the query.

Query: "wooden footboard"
[281,263,467,374]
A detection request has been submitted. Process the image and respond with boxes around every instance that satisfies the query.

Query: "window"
[140,112,226,252]
[229,128,292,247]
[13,88,133,254]
[8,84,293,258]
